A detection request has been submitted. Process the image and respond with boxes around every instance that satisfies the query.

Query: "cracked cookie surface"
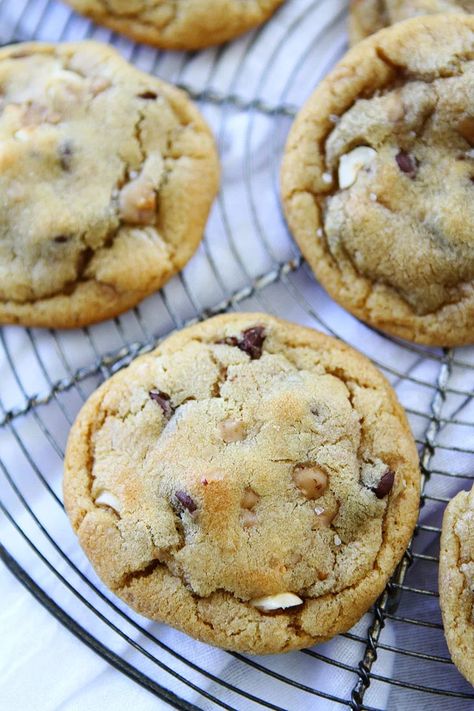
[0,41,219,328]
[64,313,420,653]
[281,15,474,346]
[64,0,285,50]
[349,1,474,44]
[440,485,474,686]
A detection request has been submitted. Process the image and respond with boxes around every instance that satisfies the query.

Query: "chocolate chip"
[239,327,266,359]
[217,327,266,360]
[175,490,197,513]
[59,141,74,171]
[53,235,69,244]
[138,91,157,100]
[372,469,395,499]
[149,390,174,418]
[395,151,417,178]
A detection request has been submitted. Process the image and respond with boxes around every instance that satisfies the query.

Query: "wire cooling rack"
[1,0,474,708]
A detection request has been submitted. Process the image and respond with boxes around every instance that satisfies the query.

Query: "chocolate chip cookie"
[64,313,420,653]
[64,1,285,50]
[349,1,474,44]
[439,485,474,686]
[0,42,219,329]
[281,14,474,346]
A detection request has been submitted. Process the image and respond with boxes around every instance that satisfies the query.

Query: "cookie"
[349,1,474,44]
[64,1,285,50]
[0,42,219,329]
[439,485,474,686]
[64,313,420,654]
[281,15,474,347]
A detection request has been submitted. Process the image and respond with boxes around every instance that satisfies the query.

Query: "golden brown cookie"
[281,15,474,347]
[64,1,285,50]
[0,42,219,329]
[64,313,420,653]
[439,485,474,687]
[349,0,474,44]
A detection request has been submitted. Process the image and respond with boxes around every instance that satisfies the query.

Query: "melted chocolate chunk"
[372,469,395,499]
[175,490,197,513]
[238,326,266,359]
[395,151,417,178]
[138,91,158,100]
[53,235,69,244]
[217,327,266,359]
[149,390,174,418]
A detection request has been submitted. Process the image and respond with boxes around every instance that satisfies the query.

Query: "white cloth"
[0,0,473,709]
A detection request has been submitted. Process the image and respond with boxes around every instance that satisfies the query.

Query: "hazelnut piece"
[293,463,328,500]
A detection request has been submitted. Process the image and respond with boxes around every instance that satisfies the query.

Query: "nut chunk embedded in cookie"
[0,41,219,328]
[282,14,474,346]
[64,313,420,654]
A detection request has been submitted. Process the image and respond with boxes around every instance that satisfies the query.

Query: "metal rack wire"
[0,0,473,708]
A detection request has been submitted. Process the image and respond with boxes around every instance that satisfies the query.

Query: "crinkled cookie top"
[65,315,418,607]
[0,42,218,327]
[324,60,474,316]
[282,15,474,345]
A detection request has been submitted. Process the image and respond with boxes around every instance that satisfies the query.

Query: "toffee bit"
[175,490,197,513]
[149,390,174,418]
